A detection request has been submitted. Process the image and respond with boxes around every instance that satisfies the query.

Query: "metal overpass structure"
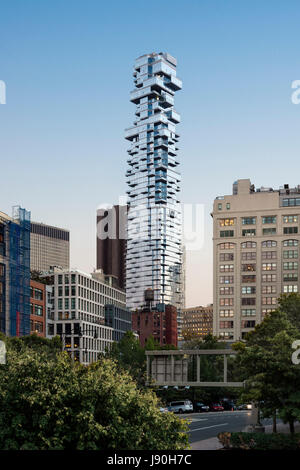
[146,349,244,388]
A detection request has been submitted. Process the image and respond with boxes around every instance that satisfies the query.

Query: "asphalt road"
[182,410,274,443]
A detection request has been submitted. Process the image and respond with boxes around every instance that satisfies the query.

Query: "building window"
[220,265,234,272]
[220,298,234,306]
[242,217,256,225]
[284,227,298,234]
[219,309,234,317]
[241,241,256,248]
[262,251,277,259]
[34,288,43,300]
[219,275,234,284]
[262,240,277,247]
[283,250,298,259]
[283,239,298,246]
[218,242,235,249]
[283,262,298,270]
[241,298,256,305]
[262,274,277,282]
[219,332,234,339]
[262,228,276,235]
[262,297,277,305]
[226,203,230,210]
[262,263,277,271]
[220,230,234,237]
[220,253,234,261]
[242,264,256,272]
[58,275,63,284]
[241,309,256,316]
[218,203,222,211]
[220,287,234,295]
[262,308,275,316]
[241,320,256,328]
[282,198,300,207]
[262,216,276,224]
[242,229,256,237]
[283,285,298,293]
[283,273,298,281]
[35,305,43,316]
[241,275,256,283]
[219,218,234,227]
[220,321,234,329]
[283,215,298,223]
[241,286,256,294]
[262,285,276,294]
[241,252,256,260]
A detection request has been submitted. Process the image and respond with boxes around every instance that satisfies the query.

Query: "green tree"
[232,309,300,433]
[0,337,189,450]
[103,331,146,385]
[278,293,300,332]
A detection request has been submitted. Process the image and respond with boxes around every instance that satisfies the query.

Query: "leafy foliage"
[0,336,189,450]
[232,306,300,432]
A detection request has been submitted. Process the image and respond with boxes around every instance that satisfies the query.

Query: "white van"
[168,400,193,414]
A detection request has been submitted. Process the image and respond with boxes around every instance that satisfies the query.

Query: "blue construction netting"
[9,207,31,337]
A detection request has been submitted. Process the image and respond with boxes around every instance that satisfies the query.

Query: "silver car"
[168,400,193,414]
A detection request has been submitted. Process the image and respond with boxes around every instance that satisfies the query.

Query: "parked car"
[210,403,224,412]
[168,400,193,414]
[221,400,236,411]
[159,406,169,413]
[193,402,210,413]
[237,403,252,410]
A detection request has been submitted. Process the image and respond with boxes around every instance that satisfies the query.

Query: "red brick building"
[30,279,46,337]
[132,304,177,348]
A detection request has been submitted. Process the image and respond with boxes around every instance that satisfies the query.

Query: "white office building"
[44,268,127,364]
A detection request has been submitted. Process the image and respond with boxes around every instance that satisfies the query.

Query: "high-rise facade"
[0,207,31,337]
[30,222,70,272]
[96,204,127,289]
[213,179,300,342]
[125,52,182,311]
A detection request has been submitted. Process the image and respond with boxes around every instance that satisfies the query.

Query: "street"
[183,410,274,443]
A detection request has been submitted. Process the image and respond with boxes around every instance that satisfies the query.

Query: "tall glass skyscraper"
[125,52,182,311]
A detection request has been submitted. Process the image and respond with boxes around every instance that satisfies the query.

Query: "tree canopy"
[0,335,189,450]
[232,306,300,432]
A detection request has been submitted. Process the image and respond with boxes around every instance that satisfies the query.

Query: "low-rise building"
[132,303,178,348]
[43,268,127,364]
[182,304,213,340]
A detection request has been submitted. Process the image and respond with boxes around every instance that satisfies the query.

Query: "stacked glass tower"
[125,52,182,311]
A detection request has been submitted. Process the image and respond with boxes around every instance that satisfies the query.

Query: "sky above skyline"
[1,0,300,307]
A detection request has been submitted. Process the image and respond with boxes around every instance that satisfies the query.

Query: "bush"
[218,431,300,450]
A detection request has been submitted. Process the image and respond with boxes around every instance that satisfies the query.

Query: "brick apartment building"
[132,304,178,348]
[30,279,46,337]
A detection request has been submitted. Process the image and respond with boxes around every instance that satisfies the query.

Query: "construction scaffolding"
[8,207,31,336]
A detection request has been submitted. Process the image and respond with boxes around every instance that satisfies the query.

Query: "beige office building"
[182,304,213,340]
[213,179,300,342]
[30,222,70,272]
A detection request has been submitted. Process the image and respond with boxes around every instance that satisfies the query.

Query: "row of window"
[219,240,299,249]
[220,250,298,261]
[220,227,298,237]
[219,320,256,329]
[220,262,299,272]
[219,215,298,227]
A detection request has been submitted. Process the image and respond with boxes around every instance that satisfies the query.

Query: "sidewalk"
[191,422,300,450]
